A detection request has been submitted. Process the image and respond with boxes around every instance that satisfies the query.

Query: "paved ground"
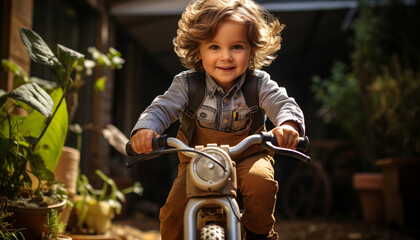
[109,212,419,240]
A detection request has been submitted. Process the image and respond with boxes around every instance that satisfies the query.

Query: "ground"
[105,212,419,240]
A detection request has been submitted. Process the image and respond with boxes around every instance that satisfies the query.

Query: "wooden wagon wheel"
[281,159,332,219]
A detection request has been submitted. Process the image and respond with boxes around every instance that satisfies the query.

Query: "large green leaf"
[37,88,68,172]
[7,82,54,118]
[29,152,55,181]
[22,88,68,172]
[19,28,58,67]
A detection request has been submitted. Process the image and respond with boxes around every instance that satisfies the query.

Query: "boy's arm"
[257,71,305,136]
[131,71,189,137]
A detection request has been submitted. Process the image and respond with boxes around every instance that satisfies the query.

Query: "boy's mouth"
[217,66,235,70]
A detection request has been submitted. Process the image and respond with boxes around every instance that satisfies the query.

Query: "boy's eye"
[209,45,219,50]
[233,45,244,50]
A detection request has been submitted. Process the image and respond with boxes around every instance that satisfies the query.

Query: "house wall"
[0,0,33,91]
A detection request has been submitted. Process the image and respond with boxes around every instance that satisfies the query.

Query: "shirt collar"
[205,72,247,98]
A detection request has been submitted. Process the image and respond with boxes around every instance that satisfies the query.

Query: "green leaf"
[7,82,54,118]
[30,77,59,91]
[106,199,122,214]
[1,59,29,84]
[21,88,68,172]
[94,76,107,91]
[35,88,68,172]
[108,47,121,57]
[115,190,125,203]
[0,115,25,140]
[28,153,55,181]
[88,47,111,67]
[57,44,85,77]
[122,181,143,195]
[19,28,58,67]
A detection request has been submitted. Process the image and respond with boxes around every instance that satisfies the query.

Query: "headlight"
[190,147,231,191]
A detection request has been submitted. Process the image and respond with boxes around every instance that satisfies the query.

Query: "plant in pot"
[6,27,125,190]
[1,27,125,229]
[43,208,71,240]
[312,0,420,228]
[69,170,143,235]
[0,27,86,238]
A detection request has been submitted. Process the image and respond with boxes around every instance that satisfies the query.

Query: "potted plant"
[1,27,125,229]
[312,0,420,228]
[0,27,87,238]
[44,208,72,240]
[69,170,143,235]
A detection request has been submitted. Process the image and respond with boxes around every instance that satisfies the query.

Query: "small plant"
[73,170,143,233]
[0,197,24,240]
[44,209,66,240]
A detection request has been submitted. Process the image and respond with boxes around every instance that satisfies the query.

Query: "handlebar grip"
[126,142,137,156]
[261,133,310,163]
[126,135,169,156]
[296,136,309,152]
[152,135,169,150]
[268,134,309,152]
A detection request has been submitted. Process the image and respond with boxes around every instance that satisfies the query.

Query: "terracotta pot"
[55,146,80,195]
[352,172,385,225]
[376,158,420,228]
[54,146,80,225]
[7,200,67,239]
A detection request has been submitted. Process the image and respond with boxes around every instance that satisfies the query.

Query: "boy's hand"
[131,129,159,154]
[271,121,300,149]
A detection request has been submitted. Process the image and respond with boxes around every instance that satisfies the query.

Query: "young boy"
[130,0,305,239]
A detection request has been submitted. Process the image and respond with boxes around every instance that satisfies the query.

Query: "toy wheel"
[200,224,225,240]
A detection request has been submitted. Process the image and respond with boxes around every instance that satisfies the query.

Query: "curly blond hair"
[173,0,284,72]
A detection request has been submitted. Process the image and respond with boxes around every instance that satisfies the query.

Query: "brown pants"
[159,122,278,239]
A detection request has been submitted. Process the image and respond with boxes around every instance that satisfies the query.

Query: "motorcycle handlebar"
[125,132,310,167]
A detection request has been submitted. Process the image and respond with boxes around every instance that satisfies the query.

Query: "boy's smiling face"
[197,20,251,92]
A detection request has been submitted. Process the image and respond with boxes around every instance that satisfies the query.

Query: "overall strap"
[181,71,206,143]
[242,71,265,134]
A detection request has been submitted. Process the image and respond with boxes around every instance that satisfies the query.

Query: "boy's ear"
[197,52,201,60]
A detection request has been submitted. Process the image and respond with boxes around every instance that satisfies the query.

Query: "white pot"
[85,201,115,234]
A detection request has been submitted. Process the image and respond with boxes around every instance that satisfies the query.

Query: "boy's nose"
[220,50,233,61]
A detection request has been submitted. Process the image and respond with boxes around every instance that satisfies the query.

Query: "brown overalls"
[159,118,278,239]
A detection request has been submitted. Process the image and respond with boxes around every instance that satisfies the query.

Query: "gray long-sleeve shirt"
[132,69,305,136]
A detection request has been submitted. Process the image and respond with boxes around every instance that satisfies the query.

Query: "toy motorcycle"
[125,132,310,240]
